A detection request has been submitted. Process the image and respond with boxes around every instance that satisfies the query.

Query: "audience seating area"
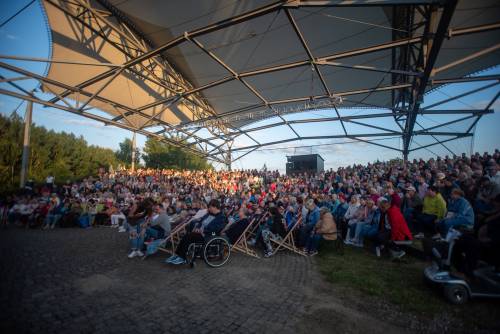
[1,150,499,271]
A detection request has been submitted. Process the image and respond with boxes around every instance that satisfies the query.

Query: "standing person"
[414,186,447,239]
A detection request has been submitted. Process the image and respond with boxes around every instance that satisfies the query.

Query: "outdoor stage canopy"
[1,0,499,168]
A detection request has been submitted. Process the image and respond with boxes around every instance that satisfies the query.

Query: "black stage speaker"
[286,154,324,175]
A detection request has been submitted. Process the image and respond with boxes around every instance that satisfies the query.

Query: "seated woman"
[341,195,360,241]
[305,206,337,255]
[127,198,153,259]
[166,199,225,265]
[261,206,287,258]
[221,206,251,244]
[344,196,366,245]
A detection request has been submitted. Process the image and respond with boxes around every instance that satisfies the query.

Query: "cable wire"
[0,0,36,29]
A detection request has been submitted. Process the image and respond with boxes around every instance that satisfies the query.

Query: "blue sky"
[1,1,499,172]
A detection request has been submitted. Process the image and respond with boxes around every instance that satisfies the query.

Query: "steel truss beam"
[186,35,300,139]
[0,88,226,164]
[132,16,498,118]
[283,1,441,7]
[44,0,228,143]
[1,0,498,166]
[200,109,488,141]
[0,61,227,157]
[402,1,457,160]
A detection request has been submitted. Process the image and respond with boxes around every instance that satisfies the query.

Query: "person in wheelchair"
[166,199,225,265]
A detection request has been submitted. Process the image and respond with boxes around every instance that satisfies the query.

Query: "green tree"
[115,138,141,167]
[142,137,212,170]
[0,113,120,193]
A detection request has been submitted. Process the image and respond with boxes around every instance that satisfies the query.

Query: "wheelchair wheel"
[203,237,231,268]
[186,243,196,268]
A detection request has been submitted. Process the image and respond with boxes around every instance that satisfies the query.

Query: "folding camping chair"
[270,214,307,256]
[143,215,192,258]
[230,216,263,258]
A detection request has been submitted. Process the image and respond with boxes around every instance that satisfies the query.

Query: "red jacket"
[387,205,413,241]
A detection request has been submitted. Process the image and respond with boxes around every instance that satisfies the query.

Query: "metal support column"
[131,132,136,172]
[20,101,33,188]
[226,147,232,171]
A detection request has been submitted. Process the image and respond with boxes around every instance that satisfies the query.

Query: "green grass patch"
[318,243,446,314]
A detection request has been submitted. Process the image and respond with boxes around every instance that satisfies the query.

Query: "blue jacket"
[196,212,225,235]
[333,203,348,222]
[362,207,380,225]
[447,197,474,225]
[306,206,320,227]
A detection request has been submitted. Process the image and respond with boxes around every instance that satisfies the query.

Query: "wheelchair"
[185,235,231,268]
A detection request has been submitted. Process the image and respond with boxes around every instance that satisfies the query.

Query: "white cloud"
[62,119,107,129]
[0,29,19,40]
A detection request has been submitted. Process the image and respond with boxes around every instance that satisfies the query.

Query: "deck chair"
[230,216,261,258]
[270,215,307,256]
[248,212,270,237]
[143,215,192,258]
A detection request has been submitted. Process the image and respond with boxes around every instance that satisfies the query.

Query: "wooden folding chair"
[249,212,269,237]
[230,217,260,258]
[143,216,192,258]
[270,215,307,256]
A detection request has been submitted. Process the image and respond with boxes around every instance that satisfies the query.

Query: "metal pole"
[226,147,232,171]
[20,101,32,188]
[131,132,136,172]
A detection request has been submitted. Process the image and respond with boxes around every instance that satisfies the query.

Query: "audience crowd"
[1,150,499,270]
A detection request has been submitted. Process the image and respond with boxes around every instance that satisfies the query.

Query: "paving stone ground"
[0,227,405,334]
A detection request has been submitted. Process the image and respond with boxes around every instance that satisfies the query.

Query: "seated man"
[438,188,474,236]
[221,206,251,244]
[166,199,225,265]
[298,199,320,248]
[365,198,412,258]
[414,185,447,239]
[305,206,337,255]
[145,204,171,240]
[451,214,499,279]
[401,186,422,231]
